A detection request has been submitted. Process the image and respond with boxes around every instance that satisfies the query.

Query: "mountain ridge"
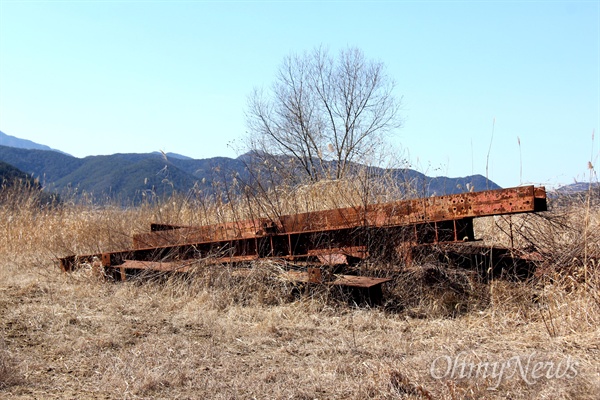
[0,131,505,203]
[0,131,70,155]
[0,144,501,203]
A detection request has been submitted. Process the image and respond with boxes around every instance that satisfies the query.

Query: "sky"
[0,0,598,189]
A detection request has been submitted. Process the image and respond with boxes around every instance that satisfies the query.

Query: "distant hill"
[553,181,600,206]
[0,160,60,205]
[0,160,38,187]
[0,145,246,202]
[0,131,69,155]
[556,181,600,194]
[0,146,84,184]
[152,151,193,160]
[0,144,501,204]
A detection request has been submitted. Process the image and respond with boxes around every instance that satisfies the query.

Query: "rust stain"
[58,186,547,296]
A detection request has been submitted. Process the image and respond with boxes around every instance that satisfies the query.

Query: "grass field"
[0,184,599,399]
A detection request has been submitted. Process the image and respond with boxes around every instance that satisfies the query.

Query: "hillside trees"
[0,161,59,207]
[245,46,403,184]
[0,161,34,186]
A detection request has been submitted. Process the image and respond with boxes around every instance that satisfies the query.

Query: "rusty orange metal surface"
[59,186,547,285]
[283,270,392,289]
[131,186,546,249]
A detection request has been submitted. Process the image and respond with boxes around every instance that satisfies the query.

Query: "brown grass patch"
[0,186,599,399]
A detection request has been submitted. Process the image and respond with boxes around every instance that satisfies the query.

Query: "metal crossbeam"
[59,186,547,281]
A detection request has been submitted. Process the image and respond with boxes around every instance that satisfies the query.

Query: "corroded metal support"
[58,186,547,288]
[284,269,393,306]
[131,186,546,251]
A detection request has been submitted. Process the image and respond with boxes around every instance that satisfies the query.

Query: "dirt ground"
[1,257,599,399]
[1,189,599,399]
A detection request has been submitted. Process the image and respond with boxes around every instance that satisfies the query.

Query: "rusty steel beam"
[132,218,276,249]
[278,185,546,233]
[131,185,545,249]
[283,269,392,288]
[283,269,393,306]
[59,186,547,275]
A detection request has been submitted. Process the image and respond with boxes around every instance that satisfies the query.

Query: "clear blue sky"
[0,0,598,189]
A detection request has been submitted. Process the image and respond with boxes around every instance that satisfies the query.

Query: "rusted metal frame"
[307,267,322,283]
[59,254,96,272]
[60,230,327,271]
[121,260,197,273]
[130,186,546,250]
[60,221,468,273]
[307,246,368,258]
[283,270,392,288]
[127,186,541,256]
[278,186,546,235]
[283,268,391,306]
[61,226,360,273]
[453,220,457,242]
[59,186,546,272]
[117,255,260,275]
[103,253,263,281]
[417,243,543,280]
[150,223,187,232]
[61,219,475,272]
[133,217,274,249]
[387,218,474,245]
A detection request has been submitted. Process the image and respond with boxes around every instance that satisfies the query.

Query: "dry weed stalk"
[1,176,599,399]
[0,343,20,390]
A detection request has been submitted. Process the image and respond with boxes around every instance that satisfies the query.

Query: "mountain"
[556,181,600,194]
[0,144,501,204]
[0,161,37,187]
[152,151,193,160]
[0,131,69,155]
[0,145,245,203]
[0,146,84,184]
[0,160,60,205]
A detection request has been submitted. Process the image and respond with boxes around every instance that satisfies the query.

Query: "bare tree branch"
[245,46,402,184]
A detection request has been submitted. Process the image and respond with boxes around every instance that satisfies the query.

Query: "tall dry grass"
[0,180,599,399]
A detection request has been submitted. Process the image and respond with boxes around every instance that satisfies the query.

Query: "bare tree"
[245,46,402,183]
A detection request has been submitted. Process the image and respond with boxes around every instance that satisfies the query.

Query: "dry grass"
[0,184,599,399]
